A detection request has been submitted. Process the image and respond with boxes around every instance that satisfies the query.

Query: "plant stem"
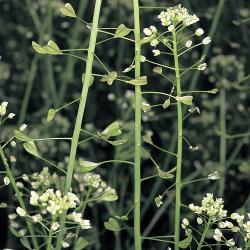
[218,88,226,197]
[55,1,102,249]
[173,28,183,250]
[197,219,211,250]
[133,0,142,249]
[46,221,54,250]
[0,146,39,250]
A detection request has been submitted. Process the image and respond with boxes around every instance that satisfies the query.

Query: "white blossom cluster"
[30,189,79,216]
[231,213,250,243]
[189,193,227,220]
[67,212,91,230]
[0,101,15,119]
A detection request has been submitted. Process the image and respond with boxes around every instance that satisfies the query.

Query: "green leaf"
[32,41,47,54]
[79,160,99,173]
[82,73,95,87]
[178,233,192,249]
[75,237,89,250]
[126,76,147,86]
[23,141,39,157]
[163,99,170,109]
[100,71,118,85]
[104,218,120,232]
[60,3,77,18]
[108,139,127,146]
[20,238,32,250]
[176,96,193,106]
[99,189,118,201]
[157,167,175,179]
[43,40,62,55]
[99,121,122,139]
[14,130,32,142]
[114,24,131,38]
[47,108,57,122]
[114,215,129,221]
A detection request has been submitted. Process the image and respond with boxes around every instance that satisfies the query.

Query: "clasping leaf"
[114,24,131,38]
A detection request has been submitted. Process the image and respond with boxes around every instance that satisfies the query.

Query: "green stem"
[173,28,183,250]
[197,219,211,250]
[0,146,39,250]
[218,88,226,197]
[133,0,142,249]
[55,1,102,249]
[46,221,54,250]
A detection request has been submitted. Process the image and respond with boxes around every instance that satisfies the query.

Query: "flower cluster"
[0,101,15,119]
[67,212,91,230]
[189,193,227,220]
[231,213,250,243]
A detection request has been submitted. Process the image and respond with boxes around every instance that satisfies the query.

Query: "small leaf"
[79,160,99,173]
[100,71,118,85]
[20,238,32,250]
[23,141,39,157]
[178,233,192,249]
[43,40,62,55]
[32,41,47,54]
[104,218,120,232]
[163,99,170,109]
[47,108,57,122]
[60,3,76,18]
[82,73,95,87]
[126,76,147,86]
[75,237,89,250]
[99,121,122,139]
[108,139,127,146]
[100,190,118,201]
[157,167,175,179]
[14,130,32,142]
[114,24,131,38]
[114,215,129,221]
[176,96,193,106]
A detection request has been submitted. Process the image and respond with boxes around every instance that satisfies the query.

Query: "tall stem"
[55,1,102,249]
[0,146,39,250]
[218,88,226,196]
[173,29,183,250]
[133,0,142,249]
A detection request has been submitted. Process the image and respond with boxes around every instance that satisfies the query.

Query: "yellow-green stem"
[173,28,183,250]
[55,1,102,249]
[133,0,142,249]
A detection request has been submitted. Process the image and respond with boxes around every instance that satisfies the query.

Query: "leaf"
[32,41,47,54]
[99,121,122,139]
[104,218,120,232]
[82,73,95,87]
[114,24,131,38]
[100,71,118,85]
[43,40,62,55]
[47,108,57,122]
[20,238,32,250]
[10,227,22,237]
[178,233,192,249]
[60,3,77,18]
[114,215,129,221]
[163,99,170,109]
[157,167,175,179]
[80,160,99,173]
[126,76,147,86]
[99,189,118,201]
[108,139,127,146]
[74,237,89,250]
[14,130,32,142]
[176,96,193,106]
[23,141,39,157]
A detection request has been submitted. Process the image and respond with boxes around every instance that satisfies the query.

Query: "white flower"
[153,66,162,74]
[182,218,189,226]
[122,65,135,73]
[195,28,204,36]
[140,55,146,62]
[202,36,211,45]
[0,105,6,116]
[16,207,26,217]
[62,241,70,248]
[8,113,15,119]
[150,39,159,47]
[197,217,203,224]
[67,212,83,223]
[10,156,16,163]
[80,219,91,229]
[185,40,192,48]
[30,191,39,206]
[19,124,27,131]
[10,141,16,147]
[168,25,174,32]
[198,63,207,71]
[51,222,60,231]
[31,214,42,223]
[143,28,152,36]
[152,49,161,56]
[226,239,235,247]
[1,102,8,108]
[3,176,10,185]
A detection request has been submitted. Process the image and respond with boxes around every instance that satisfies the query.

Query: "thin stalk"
[197,219,211,250]
[173,28,183,250]
[218,88,226,197]
[46,222,54,250]
[0,146,39,250]
[133,0,142,249]
[55,1,102,249]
